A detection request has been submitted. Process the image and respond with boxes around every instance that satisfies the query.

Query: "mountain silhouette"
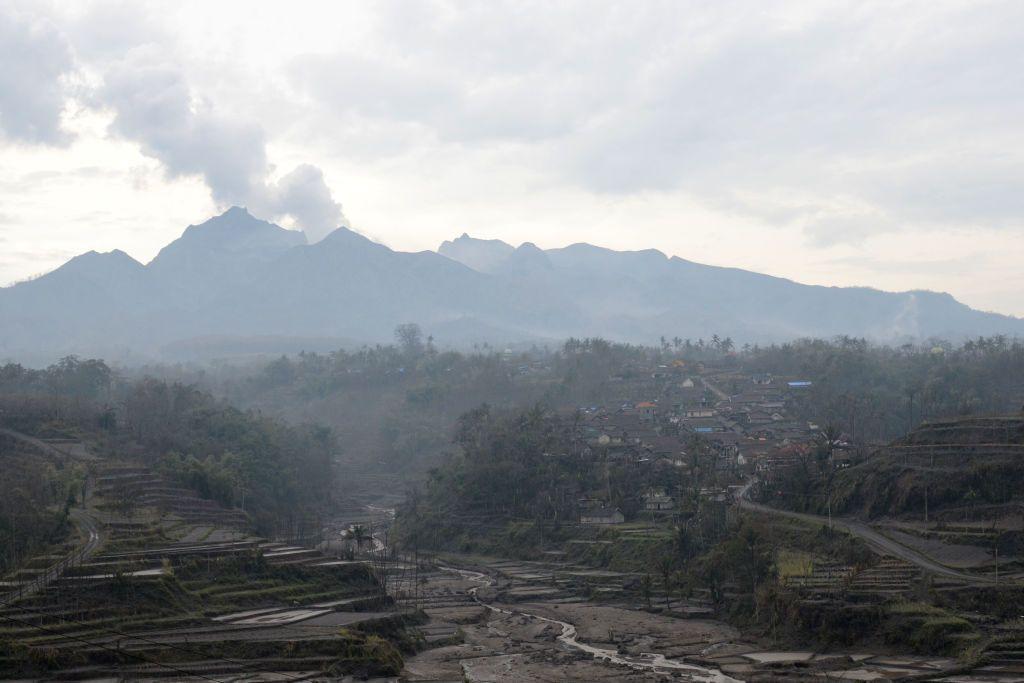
[2,208,1021,364]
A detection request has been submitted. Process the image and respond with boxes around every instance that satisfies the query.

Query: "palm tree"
[815,423,842,472]
[349,524,370,549]
[815,423,842,527]
[656,555,675,610]
[963,488,979,521]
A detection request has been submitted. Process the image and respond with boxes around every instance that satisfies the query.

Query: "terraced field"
[0,433,414,681]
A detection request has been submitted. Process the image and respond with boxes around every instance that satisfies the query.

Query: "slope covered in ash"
[830,416,1024,520]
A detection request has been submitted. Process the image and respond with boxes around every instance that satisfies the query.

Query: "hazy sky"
[1,1,1022,316]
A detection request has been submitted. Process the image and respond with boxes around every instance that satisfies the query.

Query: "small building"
[636,401,657,421]
[684,417,724,433]
[699,487,730,503]
[747,410,774,424]
[832,451,854,469]
[643,488,674,512]
[580,504,625,525]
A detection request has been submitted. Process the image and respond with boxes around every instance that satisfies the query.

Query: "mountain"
[1,208,1022,364]
[437,233,515,273]
[0,249,160,360]
[148,206,307,304]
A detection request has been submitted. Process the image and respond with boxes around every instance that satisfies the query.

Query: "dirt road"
[735,480,998,584]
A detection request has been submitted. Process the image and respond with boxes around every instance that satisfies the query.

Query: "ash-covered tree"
[394,323,425,358]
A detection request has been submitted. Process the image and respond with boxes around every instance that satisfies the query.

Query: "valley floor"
[402,554,979,682]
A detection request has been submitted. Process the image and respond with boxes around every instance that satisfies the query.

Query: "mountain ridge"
[1,208,1021,364]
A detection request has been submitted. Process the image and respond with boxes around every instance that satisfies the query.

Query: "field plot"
[0,439,414,681]
[399,555,982,682]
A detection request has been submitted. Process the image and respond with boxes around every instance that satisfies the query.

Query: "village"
[546,360,839,528]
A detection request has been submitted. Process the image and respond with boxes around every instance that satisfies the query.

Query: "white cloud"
[100,48,269,205]
[0,3,345,241]
[65,0,168,61]
[0,7,75,144]
[284,1,1024,246]
[96,46,344,240]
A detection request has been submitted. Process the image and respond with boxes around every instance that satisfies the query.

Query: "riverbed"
[445,565,740,682]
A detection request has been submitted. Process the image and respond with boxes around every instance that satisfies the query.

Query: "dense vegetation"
[122,379,338,534]
[395,404,706,549]
[175,328,545,478]
[0,356,338,537]
[743,335,1024,442]
[0,357,109,571]
[0,434,82,574]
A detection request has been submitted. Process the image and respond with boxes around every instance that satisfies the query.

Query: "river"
[439,565,741,682]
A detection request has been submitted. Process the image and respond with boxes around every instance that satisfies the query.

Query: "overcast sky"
[1,0,1022,316]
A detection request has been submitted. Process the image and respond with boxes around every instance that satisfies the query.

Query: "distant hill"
[2,207,1023,364]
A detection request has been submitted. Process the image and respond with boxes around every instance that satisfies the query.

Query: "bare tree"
[394,323,425,357]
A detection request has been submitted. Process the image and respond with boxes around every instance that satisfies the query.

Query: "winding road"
[1,428,105,602]
[735,480,998,584]
[71,507,103,556]
[6,507,105,602]
[0,427,94,462]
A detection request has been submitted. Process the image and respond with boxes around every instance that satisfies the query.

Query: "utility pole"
[907,389,916,435]
[827,488,833,532]
[994,545,1000,584]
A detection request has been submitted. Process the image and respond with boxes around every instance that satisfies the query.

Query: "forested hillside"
[0,356,338,536]
[741,336,1024,442]
[0,433,82,574]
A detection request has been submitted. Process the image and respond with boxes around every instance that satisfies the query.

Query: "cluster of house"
[569,366,832,524]
[577,486,678,525]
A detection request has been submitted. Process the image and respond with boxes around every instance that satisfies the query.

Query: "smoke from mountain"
[99,48,344,241]
[258,164,347,243]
